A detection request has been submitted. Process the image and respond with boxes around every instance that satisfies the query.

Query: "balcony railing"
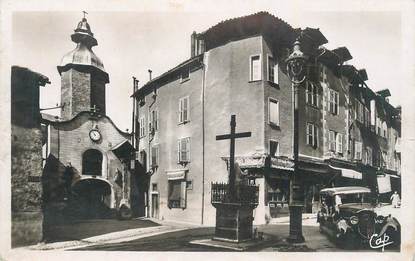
[211,182,259,205]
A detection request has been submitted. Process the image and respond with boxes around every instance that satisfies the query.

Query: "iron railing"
[211,182,259,205]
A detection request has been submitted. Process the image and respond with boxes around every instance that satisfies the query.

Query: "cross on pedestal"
[83,11,88,19]
[90,105,99,113]
[216,115,251,200]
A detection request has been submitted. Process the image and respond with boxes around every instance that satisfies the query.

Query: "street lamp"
[285,38,308,243]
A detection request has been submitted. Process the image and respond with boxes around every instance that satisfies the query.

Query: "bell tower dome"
[57,14,109,120]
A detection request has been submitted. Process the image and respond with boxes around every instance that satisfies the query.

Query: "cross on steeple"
[216,115,251,200]
[83,10,88,19]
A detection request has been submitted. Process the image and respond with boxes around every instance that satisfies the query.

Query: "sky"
[11,6,403,131]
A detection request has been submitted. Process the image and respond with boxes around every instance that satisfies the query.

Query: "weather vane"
[82,11,88,19]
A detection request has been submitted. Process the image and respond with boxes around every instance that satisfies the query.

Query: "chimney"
[148,69,152,81]
[191,31,196,58]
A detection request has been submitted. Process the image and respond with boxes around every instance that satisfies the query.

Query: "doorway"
[70,179,112,219]
[151,193,159,219]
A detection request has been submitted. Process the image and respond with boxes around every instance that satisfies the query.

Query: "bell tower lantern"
[57,14,109,120]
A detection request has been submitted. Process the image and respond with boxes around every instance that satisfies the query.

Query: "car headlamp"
[350,215,359,225]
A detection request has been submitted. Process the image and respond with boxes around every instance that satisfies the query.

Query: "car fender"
[379,216,400,236]
[336,219,351,234]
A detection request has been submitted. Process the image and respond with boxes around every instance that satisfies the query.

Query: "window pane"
[251,56,261,81]
[268,57,274,82]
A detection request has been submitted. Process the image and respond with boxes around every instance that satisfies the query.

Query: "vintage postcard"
[1,0,415,260]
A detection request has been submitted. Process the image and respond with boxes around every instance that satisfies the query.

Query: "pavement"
[21,204,400,252]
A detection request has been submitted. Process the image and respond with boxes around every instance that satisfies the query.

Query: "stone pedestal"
[213,203,256,242]
[211,182,259,242]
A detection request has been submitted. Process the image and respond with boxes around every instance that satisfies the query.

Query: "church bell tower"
[57,14,109,120]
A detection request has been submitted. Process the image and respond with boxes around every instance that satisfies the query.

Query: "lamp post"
[285,38,308,243]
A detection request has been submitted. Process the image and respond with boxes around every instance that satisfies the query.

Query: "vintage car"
[317,186,400,249]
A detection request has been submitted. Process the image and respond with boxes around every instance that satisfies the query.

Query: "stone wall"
[11,66,48,247]
[11,125,44,247]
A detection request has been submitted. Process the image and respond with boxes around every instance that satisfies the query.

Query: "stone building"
[41,17,140,233]
[11,66,50,247]
[132,12,401,225]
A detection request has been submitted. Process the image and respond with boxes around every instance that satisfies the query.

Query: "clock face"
[89,129,101,142]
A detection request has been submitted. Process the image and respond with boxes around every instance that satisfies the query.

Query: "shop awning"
[377,175,392,193]
[166,169,187,180]
[329,165,362,179]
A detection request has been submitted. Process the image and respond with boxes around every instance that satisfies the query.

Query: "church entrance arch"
[71,178,113,219]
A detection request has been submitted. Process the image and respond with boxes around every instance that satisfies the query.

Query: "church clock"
[89,129,101,142]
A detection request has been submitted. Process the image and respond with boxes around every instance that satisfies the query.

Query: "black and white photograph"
[1,0,415,260]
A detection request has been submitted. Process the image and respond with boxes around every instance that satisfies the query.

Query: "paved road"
[45,218,159,243]
[41,204,399,252]
[76,221,335,252]
[74,214,399,252]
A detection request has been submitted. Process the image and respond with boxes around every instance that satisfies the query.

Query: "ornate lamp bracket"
[285,40,308,85]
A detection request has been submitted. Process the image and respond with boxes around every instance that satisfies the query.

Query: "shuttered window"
[269,98,280,126]
[149,109,158,133]
[139,116,145,138]
[250,55,261,81]
[179,96,190,124]
[151,145,159,167]
[329,130,336,151]
[267,55,278,84]
[306,82,318,107]
[306,123,319,148]
[328,89,339,114]
[177,137,191,163]
[336,133,343,154]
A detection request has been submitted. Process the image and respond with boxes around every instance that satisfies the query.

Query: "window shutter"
[335,92,339,115]
[251,55,261,81]
[185,97,189,121]
[156,110,159,130]
[180,181,187,209]
[314,125,318,148]
[186,137,191,162]
[183,138,188,162]
[269,99,279,125]
[329,131,334,151]
[179,99,183,123]
[148,112,153,132]
[177,140,181,162]
[336,133,343,153]
[274,63,279,84]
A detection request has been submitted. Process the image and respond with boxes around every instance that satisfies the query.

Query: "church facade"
[41,17,141,231]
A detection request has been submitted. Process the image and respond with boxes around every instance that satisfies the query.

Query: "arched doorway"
[82,149,103,176]
[70,178,113,219]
